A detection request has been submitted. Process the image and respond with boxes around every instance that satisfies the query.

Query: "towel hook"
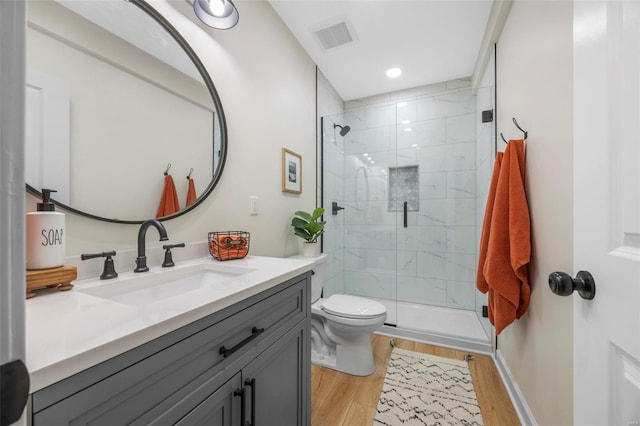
[186,168,193,180]
[164,163,171,176]
[512,117,528,140]
[500,117,528,144]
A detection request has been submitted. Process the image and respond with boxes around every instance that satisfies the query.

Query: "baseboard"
[376,325,493,355]
[494,349,537,426]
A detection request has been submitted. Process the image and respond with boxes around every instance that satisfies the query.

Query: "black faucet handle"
[81,251,116,260]
[81,251,118,280]
[162,243,185,268]
[162,243,186,250]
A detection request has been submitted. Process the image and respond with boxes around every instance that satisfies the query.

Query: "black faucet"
[134,219,169,273]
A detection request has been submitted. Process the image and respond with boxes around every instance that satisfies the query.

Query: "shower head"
[333,123,351,137]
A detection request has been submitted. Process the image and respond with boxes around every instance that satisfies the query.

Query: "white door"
[25,69,70,204]
[574,1,640,425]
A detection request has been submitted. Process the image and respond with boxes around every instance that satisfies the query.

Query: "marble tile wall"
[337,79,478,312]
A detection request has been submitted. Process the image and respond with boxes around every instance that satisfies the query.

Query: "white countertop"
[26,255,315,393]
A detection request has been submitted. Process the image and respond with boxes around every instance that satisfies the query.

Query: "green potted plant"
[291,207,325,257]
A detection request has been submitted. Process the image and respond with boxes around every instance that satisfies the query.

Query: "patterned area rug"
[374,348,484,425]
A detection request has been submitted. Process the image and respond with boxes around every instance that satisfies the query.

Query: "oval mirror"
[25,0,227,224]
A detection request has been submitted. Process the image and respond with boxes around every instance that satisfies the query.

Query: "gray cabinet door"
[242,320,310,426]
[176,373,241,426]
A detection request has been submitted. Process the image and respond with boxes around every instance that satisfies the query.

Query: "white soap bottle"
[26,189,65,270]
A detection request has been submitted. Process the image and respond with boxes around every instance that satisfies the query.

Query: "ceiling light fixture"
[193,0,239,30]
[404,128,413,132]
[386,67,402,78]
[397,102,407,108]
[401,120,411,125]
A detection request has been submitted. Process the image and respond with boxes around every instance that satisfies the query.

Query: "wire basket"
[208,231,250,261]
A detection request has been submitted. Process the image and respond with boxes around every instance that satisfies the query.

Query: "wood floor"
[311,334,520,426]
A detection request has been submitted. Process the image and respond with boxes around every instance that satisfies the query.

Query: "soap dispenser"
[26,189,65,270]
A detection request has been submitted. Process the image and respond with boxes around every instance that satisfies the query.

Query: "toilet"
[300,254,387,376]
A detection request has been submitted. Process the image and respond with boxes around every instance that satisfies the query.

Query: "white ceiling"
[268,1,493,101]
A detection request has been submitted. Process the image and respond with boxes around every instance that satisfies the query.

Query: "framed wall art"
[282,148,302,194]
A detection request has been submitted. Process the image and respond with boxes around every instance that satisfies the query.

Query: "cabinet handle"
[219,326,265,359]
[233,387,246,426]
[244,378,256,426]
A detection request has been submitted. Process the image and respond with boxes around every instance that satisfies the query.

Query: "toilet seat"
[320,294,386,319]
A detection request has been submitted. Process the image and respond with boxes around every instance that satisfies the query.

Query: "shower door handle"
[403,202,408,228]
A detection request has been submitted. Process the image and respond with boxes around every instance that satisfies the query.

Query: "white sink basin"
[78,263,256,306]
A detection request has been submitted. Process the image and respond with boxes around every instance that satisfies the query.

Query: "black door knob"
[548,271,596,300]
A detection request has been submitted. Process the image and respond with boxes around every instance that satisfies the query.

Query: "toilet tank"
[288,253,327,303]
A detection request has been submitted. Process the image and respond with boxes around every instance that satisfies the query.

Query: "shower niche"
[388,166,419,212]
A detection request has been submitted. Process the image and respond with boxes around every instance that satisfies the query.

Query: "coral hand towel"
[186,177,197,206]
[477,139,530,335]
[156,174,180,218]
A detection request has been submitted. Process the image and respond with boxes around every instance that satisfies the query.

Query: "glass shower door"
[322,110,398,324]
[320,114,346,299]
[321,81,491,344]
[394,90,479,332]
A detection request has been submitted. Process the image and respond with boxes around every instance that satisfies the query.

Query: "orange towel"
[477,139,530,335]
[186,178,197,206]
[156,174,180,218]
[209,234,248,260]
[477,151,503,294]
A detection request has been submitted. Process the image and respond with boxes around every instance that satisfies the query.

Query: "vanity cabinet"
[31,272,311,425]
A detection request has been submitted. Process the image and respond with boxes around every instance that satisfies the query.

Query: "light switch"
[250,196,259,215]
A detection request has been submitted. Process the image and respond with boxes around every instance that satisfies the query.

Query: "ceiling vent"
[313,17,358,50]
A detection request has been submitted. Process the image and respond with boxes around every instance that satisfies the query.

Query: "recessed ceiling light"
[397,102,407,108]
[404,128,413,132]
[370,160,375,164]
[401,120,411,125]
[386,68,402,78]
[412,144,418,147]
[363,153,369,156]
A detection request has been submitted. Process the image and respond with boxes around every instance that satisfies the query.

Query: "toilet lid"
[321,294,386,319]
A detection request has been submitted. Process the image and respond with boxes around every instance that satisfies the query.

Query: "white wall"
[496,1,573,425]
[27,0,317,262]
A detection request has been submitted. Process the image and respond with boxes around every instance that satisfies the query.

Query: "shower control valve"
[332,202,344,215]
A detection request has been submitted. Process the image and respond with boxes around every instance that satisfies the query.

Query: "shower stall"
[321,80,493,352]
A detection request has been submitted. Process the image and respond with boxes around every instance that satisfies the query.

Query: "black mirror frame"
[26,0,227,225]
